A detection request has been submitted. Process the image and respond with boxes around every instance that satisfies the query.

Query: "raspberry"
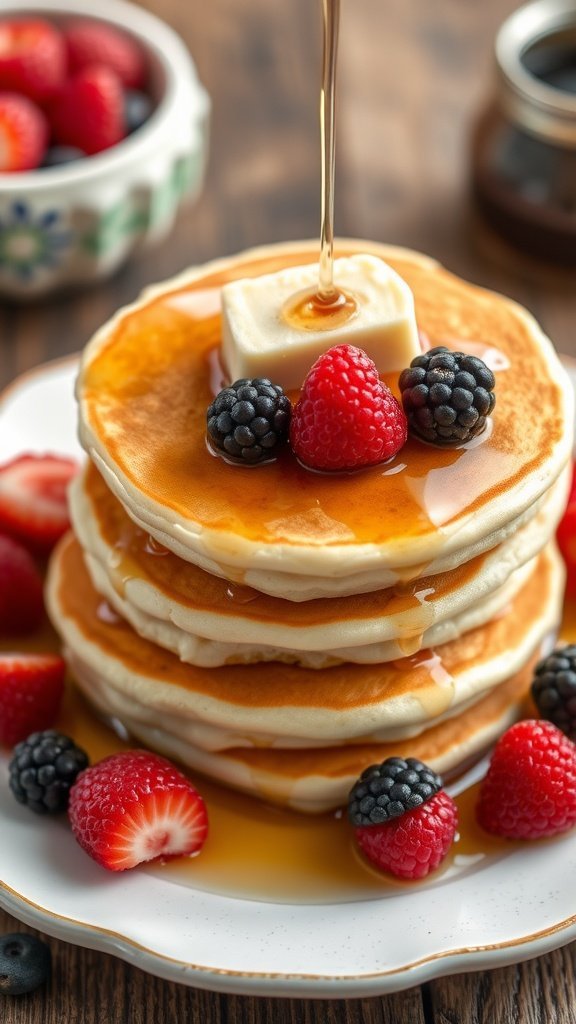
[476,719,576,839]
[48,65,125,156]
[290,344,407,471]
[9,730,89,814]
[399,346,496,445]
[531,646,576,741]
[68,750,208,871]
[348,756,443,826]
[354,790,458,880]
[207,378,291,464]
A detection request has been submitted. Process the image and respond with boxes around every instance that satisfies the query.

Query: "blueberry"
[124,90,153,134]
[0,933,51,995]
[42,146,85,168]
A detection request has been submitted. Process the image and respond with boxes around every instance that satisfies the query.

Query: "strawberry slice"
[0,534,44,635]
[0,18,66,103]
[0,653,65,747]
[64,20,146,90]
[0,92,48,172]
[0,455,78,554]
[68,751,209,871]
[48,65,125,156]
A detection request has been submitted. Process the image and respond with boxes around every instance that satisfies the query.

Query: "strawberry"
[290,344,407,471]
[0,534,44,635]
[0,18,66,103]
[476,719,576,840]
[557,463,576,598]
[49,65,125,156]
[0,455,78,554]
[0,653,65,747]
[354,790,458,880]
[0,92,47,172]
[68,751,209,872]
[64,20,146,90]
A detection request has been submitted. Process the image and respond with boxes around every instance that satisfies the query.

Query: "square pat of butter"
[221,254,421,390]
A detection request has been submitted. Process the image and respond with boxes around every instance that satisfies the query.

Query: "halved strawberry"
[0,18,66,103]
[0,533,44,635]
[0,92,48,172]
[0,653,65,747]
[68,751,209,871]
[0,455,79,554]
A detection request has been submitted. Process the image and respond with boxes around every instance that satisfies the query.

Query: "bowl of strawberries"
[0,0,209,297]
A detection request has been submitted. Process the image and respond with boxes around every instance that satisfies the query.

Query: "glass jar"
[471,0,576,264]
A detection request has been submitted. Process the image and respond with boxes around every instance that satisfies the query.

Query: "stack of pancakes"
[46,241,574,812]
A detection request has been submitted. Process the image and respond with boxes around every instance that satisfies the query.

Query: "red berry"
[290,344,407,471]
[0,92,47,172]
[0,454,78,554]
[0,653,65,747]
[64,20,146,90]
[557,464,576,598]
[68,751,209,872]
[0,19,66,103]
[49,65,125,156]
[0,534,44,635]
[476,719,576,840]
[354,790,458,880]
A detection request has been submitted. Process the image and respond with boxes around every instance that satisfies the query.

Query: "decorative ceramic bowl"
[0,0,210,298]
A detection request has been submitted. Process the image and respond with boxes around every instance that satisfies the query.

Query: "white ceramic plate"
[0,357,575,999]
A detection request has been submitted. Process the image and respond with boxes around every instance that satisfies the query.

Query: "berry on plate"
[9,730,89,814]
[399,346,496,445]
[64,20,146,90]
[49,65,125,156]
[531,646,576,742]
[68,750,209,871]
[0,18,66,103]
[0,533,44,635]
[0,933,51,996]
[207,377,292,464]
[0,653,65,747]
[348,756,457,879]
[556,464,576,597]
[290,344,407,471]
[0,454,78,553]
[0,92,48,172]
[476,719,576,839]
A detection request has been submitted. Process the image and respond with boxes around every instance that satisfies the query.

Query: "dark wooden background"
[2,0,576,1020]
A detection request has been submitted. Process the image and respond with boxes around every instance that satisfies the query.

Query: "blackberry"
[207,378,292,464]
[0,933,51,996]
[9,730,89,814]
[532,646,576,741]
[348,756,443,827]
[399,346,496,444]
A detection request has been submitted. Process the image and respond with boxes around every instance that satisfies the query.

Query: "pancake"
[46,534,563,750]
[71,459,569,667]
[76,239,574,600]
[46,536,550,812]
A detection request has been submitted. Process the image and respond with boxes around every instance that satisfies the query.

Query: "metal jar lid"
[496,0,576,148]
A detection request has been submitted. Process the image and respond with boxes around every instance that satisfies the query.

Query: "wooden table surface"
[2,0,576,1020]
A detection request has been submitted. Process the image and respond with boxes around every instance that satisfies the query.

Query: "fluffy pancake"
[46,534,563,751]
[71,460,569,667]
[76,240,574,600]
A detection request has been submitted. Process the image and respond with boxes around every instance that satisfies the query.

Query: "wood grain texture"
[1,0,576,1020]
